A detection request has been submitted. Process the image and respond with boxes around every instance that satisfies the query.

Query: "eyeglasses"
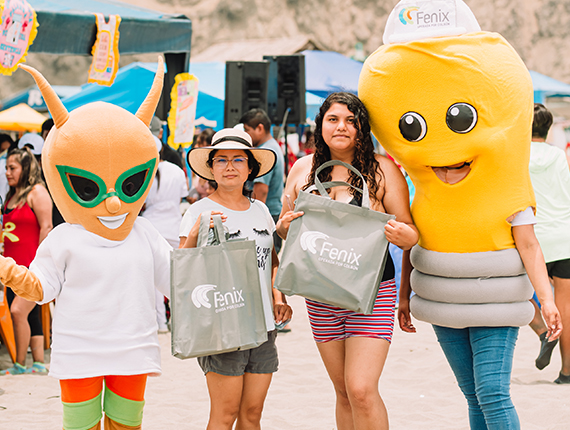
[211,157,248,169]
[56,158,157,208]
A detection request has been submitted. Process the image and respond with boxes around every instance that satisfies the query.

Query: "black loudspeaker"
[224,61,269,128]
[264,55,306,125]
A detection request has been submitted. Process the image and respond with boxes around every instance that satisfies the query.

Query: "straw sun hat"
[187,128,277,181]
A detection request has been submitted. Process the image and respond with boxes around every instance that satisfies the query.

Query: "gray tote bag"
[275,160,395,314]
[170,214,268,359]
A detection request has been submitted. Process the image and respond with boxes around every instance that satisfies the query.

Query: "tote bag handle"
[312,160,370,209]
[197,213,226,247]
[305,181,363,196]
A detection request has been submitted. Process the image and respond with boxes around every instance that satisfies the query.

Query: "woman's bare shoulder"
[27,183,51,205]
[29,183,49,196]
[283,154,313,197]
[376,153,396,168]
[293,153,314,170]
[376,154,404,179]
[289,154,313,180]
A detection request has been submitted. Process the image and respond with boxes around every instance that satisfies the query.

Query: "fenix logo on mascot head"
[399,7,419,25]
[192,284,245,313]
[300,231,362,271]
[398,1,455,30]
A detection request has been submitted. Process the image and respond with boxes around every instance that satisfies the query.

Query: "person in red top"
[1,147,53,375]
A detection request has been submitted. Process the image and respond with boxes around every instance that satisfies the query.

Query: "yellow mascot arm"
[0,256,43,302]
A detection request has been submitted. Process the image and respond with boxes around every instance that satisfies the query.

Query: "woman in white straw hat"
[179,127,292,429]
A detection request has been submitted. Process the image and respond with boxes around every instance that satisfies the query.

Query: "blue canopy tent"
[26,0,192,119]
[302,50,363,98]
[0,85,80,112]
[188,62,225,129]
[189,62,225,100]
[62,62,224,130]
[305,92,324,122]
[194,92,224,130]
[530,71,570,103]
[63,62,162,113]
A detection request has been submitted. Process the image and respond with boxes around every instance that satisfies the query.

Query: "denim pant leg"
[433,325,488,430]
[470,326,520,430]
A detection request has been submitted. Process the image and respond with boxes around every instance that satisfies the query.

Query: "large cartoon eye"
[446,103,477,134]
[121,169,148,197]
[68,175,100,202]
[399,112,427,142]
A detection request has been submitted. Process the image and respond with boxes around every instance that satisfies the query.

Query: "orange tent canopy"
[0,103,47,132]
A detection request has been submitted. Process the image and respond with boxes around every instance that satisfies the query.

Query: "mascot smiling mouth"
[431,161,472,184]
[98,213,129,229]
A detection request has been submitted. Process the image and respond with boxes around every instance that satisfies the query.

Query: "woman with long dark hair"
[1,147,52,374]
[277,92,418,429]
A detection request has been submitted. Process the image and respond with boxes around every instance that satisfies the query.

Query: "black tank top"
[348,196,395,282]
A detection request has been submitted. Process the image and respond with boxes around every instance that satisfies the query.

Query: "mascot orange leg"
[60,375,147,430]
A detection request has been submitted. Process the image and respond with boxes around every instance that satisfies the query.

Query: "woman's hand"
[182,211,226,248]
[398,249,416,333]
[384,219,418,250]
[541,299,563,341]
[398,298,416,333]
[274,301,293,326]
[271,282,292,325]
[276,210,304,240]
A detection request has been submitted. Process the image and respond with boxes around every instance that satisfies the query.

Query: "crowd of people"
[0,124,56,376]
[1,0,570,427]
[0,92,568,430]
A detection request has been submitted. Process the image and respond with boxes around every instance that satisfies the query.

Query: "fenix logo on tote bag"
[192,284,246,312]
[170,214,267,359]
[275,160,394,314]
[192,284,216,308]
[300,231,362,270]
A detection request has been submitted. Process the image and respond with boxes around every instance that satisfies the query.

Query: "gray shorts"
[197,330,278,376]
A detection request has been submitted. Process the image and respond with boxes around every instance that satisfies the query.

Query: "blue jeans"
[432,325,520,430]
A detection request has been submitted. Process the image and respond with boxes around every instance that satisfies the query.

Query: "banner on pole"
[87,13,120,86]
[0,0,38,76]
[167,73,199,150]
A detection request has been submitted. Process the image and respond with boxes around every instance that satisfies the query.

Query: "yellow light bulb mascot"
[360,0,535,329]
[0,58,172,430]
[360,0,562,426]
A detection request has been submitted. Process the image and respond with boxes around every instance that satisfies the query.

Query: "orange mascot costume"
[0,58,172,430]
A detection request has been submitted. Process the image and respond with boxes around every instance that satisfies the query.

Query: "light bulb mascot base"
[0,58,171,430]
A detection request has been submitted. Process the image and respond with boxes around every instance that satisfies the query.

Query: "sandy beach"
[1,294,569,429]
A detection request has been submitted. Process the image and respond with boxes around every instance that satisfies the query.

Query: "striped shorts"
[306,279,397,343]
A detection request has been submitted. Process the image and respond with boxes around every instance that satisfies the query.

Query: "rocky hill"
[141,0,570,82]
[1,0,569,100]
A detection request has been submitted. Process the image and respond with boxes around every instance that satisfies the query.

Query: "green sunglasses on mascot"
[56,158,157,208]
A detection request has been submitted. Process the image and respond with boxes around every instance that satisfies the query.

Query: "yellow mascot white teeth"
[359,0,535,328]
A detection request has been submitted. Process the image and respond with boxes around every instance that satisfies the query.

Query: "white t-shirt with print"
[30,218,172,379]
[179,197,276,331]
